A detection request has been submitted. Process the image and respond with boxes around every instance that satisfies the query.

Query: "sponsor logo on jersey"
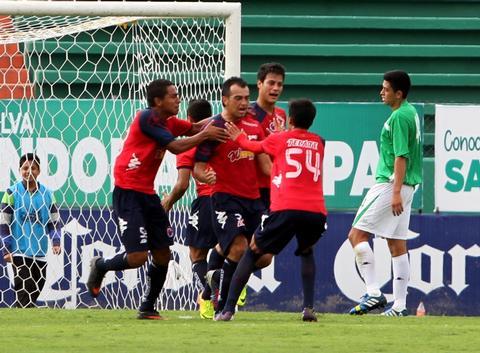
[227,148,255,162]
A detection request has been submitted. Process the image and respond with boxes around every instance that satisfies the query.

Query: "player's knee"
[189,247,208,263]
[151,248,171,266]
[255,253,272,268]
[348,228,369,247]
[127,252,149,267]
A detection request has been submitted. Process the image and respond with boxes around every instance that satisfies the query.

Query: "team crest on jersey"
[267,116,286,134]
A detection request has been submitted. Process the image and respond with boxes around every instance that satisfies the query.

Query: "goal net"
[0,1,240,310]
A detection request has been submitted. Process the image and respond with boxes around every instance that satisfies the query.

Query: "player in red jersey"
[161,99,218,319]
[86,79,228,320]
[216,98,328,322]
[194,77,271,316]
[246,62,287,209]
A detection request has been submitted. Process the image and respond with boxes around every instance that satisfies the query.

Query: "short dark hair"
[187,99,212,122]
[257,62,286,82]
[383,70,411,98]
[289,99,316,129]
[19,153,40,168]
[222,76,248,97]
[147,79,175,107]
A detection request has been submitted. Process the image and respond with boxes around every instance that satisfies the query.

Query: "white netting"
[0,13,226,310]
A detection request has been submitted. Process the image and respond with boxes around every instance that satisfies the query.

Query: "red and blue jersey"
[195,114,265,200]
[176,148,212,197]
[114,108,192,194]
[246,103,287,188]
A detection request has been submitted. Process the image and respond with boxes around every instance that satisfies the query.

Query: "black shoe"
[87,256,106,298]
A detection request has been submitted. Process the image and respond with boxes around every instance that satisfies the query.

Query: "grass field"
[1,309,478,353]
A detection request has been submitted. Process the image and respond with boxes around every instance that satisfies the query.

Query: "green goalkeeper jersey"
[376,100,422,186]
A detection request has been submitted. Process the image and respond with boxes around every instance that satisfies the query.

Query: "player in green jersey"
[348,70,422,317]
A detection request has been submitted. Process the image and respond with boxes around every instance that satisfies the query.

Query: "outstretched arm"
[166,124,228,155]
[162,168,191,212]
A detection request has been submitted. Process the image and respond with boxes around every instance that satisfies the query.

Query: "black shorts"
[185,196,217,249]
[254,210,327,256]
[211,192,265,256]
[112,186,173,253]
[259,187,271,211]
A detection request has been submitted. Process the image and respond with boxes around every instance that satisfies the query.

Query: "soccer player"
[0,153,62,308]
[348,70,422,317]
[86,79,228,320]
[216,98,327,322]
[161,98,217,319]
[246,62,287,209]
[194,77,271,317]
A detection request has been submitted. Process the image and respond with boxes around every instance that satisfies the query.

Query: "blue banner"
[1,211,478,315]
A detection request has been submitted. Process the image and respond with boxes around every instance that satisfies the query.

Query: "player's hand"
[273,116,285,132]
[391,192,403,216]
[204,169,217,185]
[203,124,229,143]
[161,193,172,212]
[3,252,12,263]
[52,245,62,255]
[225,122,244,140]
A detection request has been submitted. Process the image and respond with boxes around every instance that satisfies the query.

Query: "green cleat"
[199,297,214,320]
[236,286,247,307]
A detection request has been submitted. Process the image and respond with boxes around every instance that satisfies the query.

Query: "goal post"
[0,1,241,310]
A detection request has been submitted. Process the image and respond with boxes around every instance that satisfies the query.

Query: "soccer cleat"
[381,307,408,317]
[86,256,106,298]
[236,286,247,307]
[199,297,214,320]
[302,307,318,322]
[137,310,165,320]
[205,269,222,311]
[349,293,387,315]
[214,311,234,321]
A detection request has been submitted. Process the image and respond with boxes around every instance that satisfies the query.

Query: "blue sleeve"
[139,110,175,147]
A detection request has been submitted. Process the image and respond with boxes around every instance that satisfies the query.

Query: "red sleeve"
[259,133,281,156]
[167,117,193,137]
[236,134,265,154]
[176,148,194,169]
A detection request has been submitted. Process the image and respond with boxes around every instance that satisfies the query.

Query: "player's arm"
[140,114,228,155]
[391,115,410,216]
[225,122,265,154]
[162,168,191,212]
[193,162,216,185]
[0,190,14,263]
[392,157,406,216]
[47,193,61,255]
[186,117,214,135]
[256,154,272,177]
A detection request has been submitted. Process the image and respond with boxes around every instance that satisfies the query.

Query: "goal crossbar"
[0,1,241,78]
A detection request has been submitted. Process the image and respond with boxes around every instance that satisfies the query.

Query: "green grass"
[1,309,478,353]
